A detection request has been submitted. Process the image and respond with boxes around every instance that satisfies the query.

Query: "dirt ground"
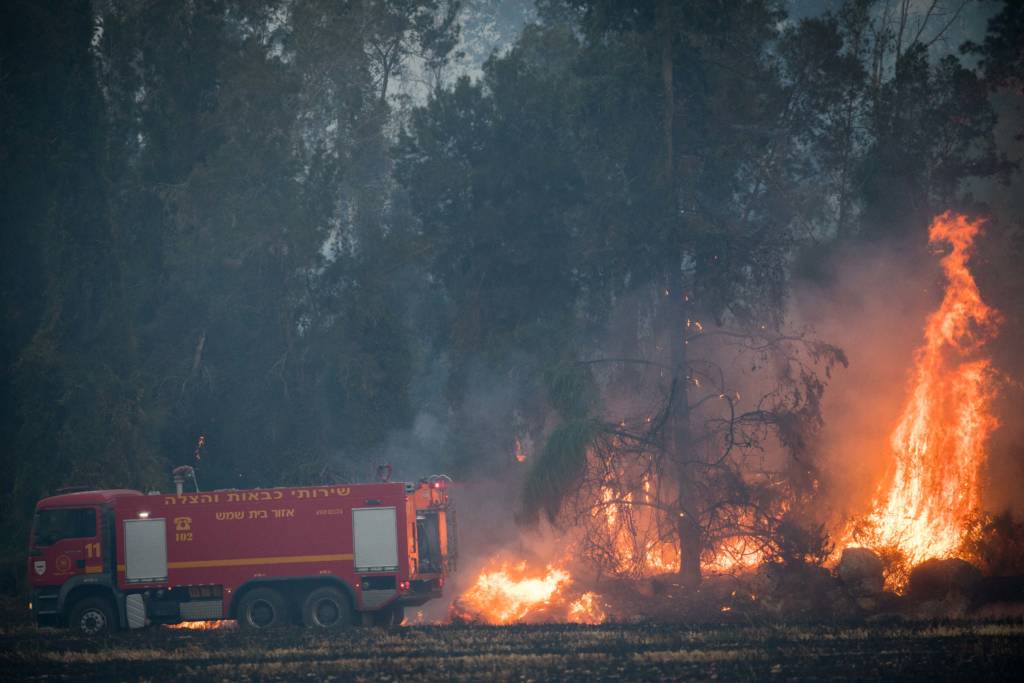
[0,618,1022,681]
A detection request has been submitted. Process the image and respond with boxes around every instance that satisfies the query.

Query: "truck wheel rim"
[80,609,106,634]
[313,599,340,626]
[249,599,276,627]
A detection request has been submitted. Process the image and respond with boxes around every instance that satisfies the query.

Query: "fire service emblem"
[33,560,46,576]
[55,555,72,574]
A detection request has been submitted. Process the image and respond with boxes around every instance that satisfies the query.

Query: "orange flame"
[167,620,229,630]
[851,212,1000,583]
[452,559,606,624]
[454,561,569,624]
[702,535,767,574]
[514,438,528,463]
[567,591,606,624]
[595,475,768,577]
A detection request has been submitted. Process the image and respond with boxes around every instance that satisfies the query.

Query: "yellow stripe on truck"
[169,554,354,569]
[84,566,103,574]
[115,553,353,573]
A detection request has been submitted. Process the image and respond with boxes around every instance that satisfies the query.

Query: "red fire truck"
[27,476,456,635]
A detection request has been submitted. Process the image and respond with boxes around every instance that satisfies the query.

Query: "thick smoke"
[792,239,939,532]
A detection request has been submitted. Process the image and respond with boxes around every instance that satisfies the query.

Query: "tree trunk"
[657,0,702,589]
[658,0,674,184]
[667,276,701,589]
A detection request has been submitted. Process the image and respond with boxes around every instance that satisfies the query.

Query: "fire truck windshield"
[32,508,96,547]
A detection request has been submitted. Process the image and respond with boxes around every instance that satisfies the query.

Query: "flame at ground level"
[567,591,606,624]
[167,620,230,630]
[452,560,606,625]
[844,211,1001,587]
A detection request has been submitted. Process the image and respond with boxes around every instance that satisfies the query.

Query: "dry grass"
[0,619,1022,681]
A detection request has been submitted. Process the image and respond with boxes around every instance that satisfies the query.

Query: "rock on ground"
[838,547,885,597]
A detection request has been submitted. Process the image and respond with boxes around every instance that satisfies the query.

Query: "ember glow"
[850,212,1001,582]
[514,438,528,463]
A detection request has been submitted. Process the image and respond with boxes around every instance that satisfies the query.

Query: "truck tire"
[371,604,404,627]
[301,587,353,629]
[237,587,288,629]
[68,597,117,636]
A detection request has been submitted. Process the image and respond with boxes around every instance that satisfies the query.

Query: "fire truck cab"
[27,477,456,635]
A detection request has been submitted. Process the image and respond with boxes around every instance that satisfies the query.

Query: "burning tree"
[522,325,845,587]
[507,0,849,588]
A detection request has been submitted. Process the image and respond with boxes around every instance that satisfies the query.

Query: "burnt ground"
[0,619,1022,681]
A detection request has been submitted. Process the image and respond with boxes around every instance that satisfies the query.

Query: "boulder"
[838,547,885,597]
[758,562,854,618]
[905,558,982,604]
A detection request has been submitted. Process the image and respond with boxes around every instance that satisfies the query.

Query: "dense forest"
[2,0,1022,589]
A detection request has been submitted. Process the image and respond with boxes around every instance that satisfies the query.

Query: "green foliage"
[517,361,599,523]
[543,362,598,421]
[521,418,601,525]
[963,0,1024,140]
[0,0,457,587]
[858,46,1013,239]
[0,0,159,562]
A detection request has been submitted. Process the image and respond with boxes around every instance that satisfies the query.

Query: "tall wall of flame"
[856,212,1001,567]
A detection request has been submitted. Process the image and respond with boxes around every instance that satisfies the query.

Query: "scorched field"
[1,619,1023,681]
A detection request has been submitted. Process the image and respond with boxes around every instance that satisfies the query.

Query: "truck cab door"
[29,506,101,586]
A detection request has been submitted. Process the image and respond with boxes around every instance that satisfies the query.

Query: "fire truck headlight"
[138,511,150,518]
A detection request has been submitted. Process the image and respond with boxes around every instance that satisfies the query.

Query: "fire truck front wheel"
[68,597,117,637]
[301,587,354,629]
[237,587,289,629]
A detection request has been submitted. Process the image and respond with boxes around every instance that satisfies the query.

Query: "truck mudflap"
[361,589,397,610]
[125,594,145,629]
[397,579,443,607]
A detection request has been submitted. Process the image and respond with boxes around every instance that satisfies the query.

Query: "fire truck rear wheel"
[68,597,117,637]
[372,605,405,626]
[302,587,353,629]
[237,587,288,629]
